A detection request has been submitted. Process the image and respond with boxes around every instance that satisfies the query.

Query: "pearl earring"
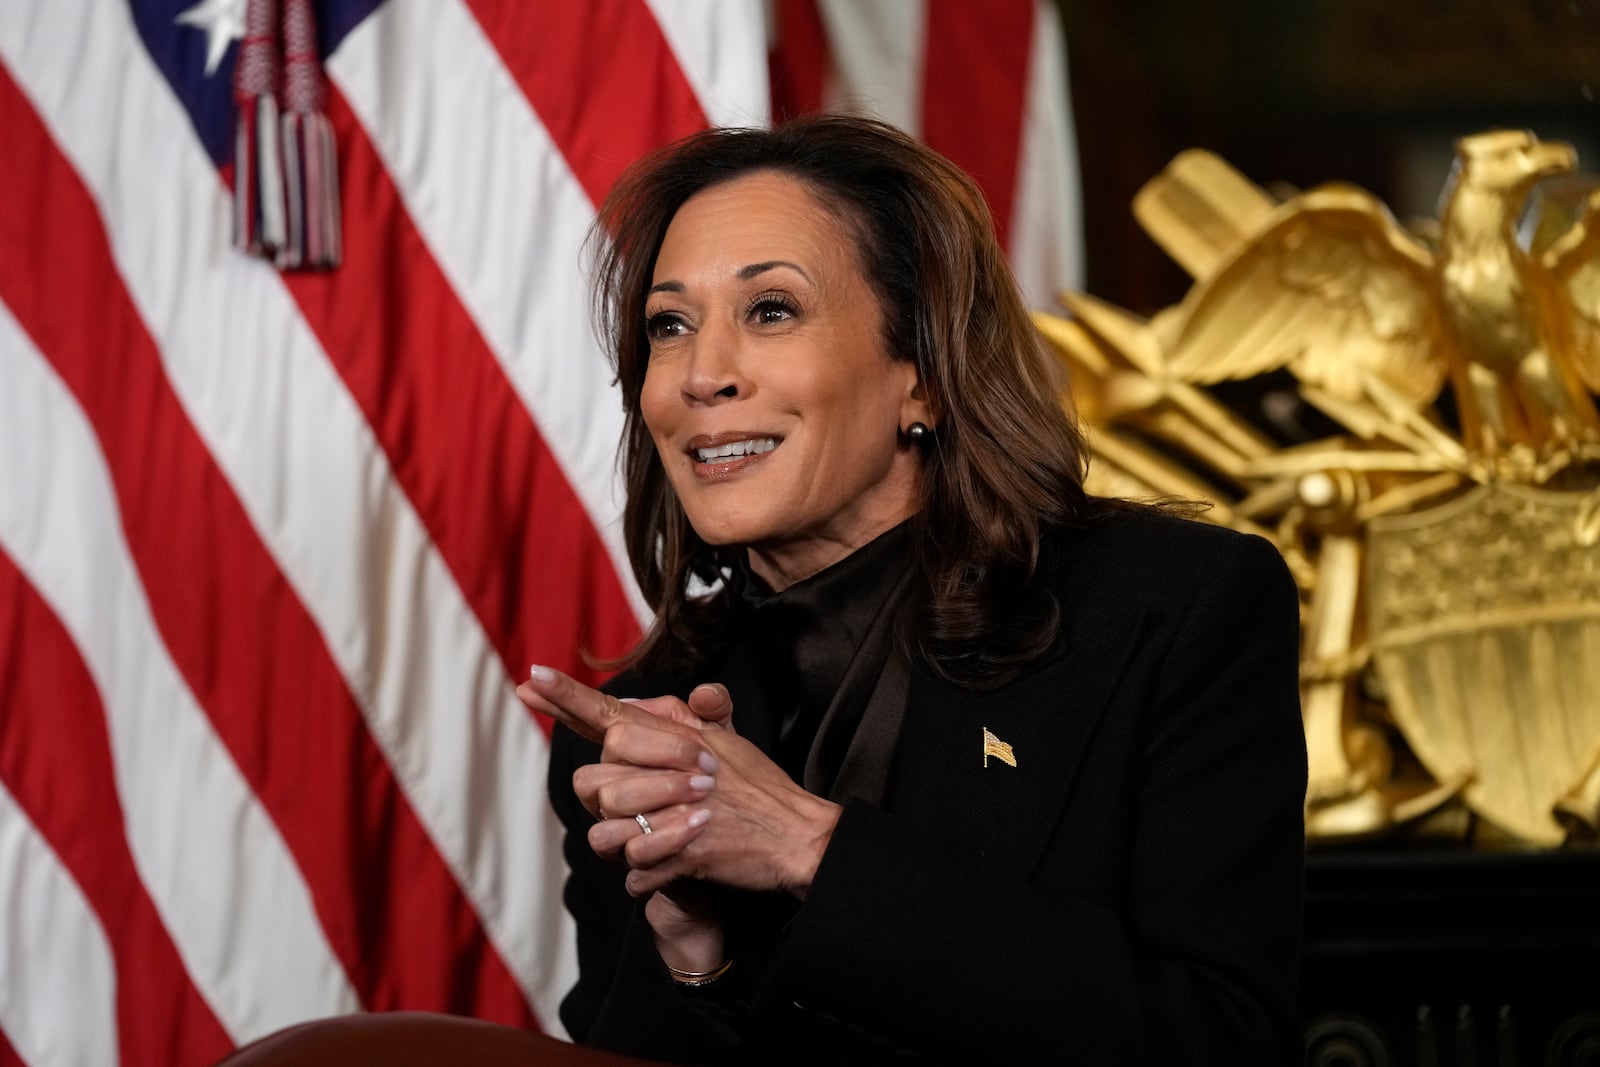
[906,422,932,442]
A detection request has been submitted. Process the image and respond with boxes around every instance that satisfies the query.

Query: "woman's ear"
[899,373,933,434]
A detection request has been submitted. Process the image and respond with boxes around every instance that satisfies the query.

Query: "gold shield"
[1366,484,1600,844]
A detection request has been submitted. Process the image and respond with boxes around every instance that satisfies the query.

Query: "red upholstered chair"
[212,1012,669,1067]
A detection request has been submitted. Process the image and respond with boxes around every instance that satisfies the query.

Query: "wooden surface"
[213,1012,670,1067]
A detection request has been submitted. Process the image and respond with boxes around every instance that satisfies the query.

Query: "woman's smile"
[687,433,783,481]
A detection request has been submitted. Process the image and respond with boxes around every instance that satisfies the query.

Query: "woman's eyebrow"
[648,260,812,296]
[738,260,810,282]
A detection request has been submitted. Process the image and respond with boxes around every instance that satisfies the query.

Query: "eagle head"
[1452,130,1576,195]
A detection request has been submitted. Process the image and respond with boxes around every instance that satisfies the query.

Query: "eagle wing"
[1165,185,1448,408]
[1132,148,1278,283]
[1541,187,1600,393]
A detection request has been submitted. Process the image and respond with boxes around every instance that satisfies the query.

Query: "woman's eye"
[645,313,688,341]
[749,298,797,325]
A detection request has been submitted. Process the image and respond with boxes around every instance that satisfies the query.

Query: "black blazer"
[548,511,1307,1065]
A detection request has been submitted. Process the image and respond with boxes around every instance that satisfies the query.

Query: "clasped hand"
[518,666,840,901]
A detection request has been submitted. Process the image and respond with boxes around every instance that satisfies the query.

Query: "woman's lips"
[685,433,781,482]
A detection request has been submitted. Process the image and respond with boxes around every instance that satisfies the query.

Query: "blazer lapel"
[888,563,1148,877]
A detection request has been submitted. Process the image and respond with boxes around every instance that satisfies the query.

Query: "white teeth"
[695,437,777,462]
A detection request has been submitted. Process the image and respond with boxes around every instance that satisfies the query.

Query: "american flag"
[0,2,1079,1063]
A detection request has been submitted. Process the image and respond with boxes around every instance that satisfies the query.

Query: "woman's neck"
[745,511,916,592]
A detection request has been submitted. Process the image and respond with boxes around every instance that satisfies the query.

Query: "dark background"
[1063,0,1600,313]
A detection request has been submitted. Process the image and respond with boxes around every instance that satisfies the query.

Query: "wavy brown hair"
[591,114,1093,688]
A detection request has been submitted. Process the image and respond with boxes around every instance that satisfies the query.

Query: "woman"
[520,115,1306,1065]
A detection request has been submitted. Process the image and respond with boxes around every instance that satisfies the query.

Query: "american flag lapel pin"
[982,727,1017,769]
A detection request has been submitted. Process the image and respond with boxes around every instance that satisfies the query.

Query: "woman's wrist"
[666,958,734,988]
[653,933,725,975]
[645,890,725,975]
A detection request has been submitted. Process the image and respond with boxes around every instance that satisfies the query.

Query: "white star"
[175,0,248,78]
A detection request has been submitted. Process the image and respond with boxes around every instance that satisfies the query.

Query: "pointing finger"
[519,664,647,743]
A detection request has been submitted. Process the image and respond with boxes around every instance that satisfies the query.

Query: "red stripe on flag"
[0,547,234,1067]
[920,0,1034,248]
[464,0,709,209]
[281,87,641,697]
[0,1022,20,1067]
[769,0,829,121]
[0,65,533,1027]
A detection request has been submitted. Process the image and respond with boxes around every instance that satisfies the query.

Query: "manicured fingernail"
[529,664,556,683]
[697,751,719,774]
[619,697,643,704]
[687,809,711,829]
[689,775,715,792]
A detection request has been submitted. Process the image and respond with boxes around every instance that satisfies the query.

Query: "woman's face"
[640,172,929,589]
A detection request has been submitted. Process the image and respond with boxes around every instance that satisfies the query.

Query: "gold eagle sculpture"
[1146,129,1600,474]
[1037,130,1600,846]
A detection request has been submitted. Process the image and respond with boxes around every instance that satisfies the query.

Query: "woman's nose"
[680,322,746,405]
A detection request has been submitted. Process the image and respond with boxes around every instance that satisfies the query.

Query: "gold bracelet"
[667,959,733,988]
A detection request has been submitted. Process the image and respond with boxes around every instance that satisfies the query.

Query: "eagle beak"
[1531,141,1578,177]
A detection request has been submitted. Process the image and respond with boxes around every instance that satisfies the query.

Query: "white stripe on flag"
[645,0,771,129]
[0,301,360,1042]
[0,777,119,1067]
[1008,0,1083,310]
[331,0,648,624]
[815,0,927,134]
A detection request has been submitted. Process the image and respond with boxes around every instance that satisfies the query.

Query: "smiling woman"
[638,172,926,590]
[526,115,1307,1065]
